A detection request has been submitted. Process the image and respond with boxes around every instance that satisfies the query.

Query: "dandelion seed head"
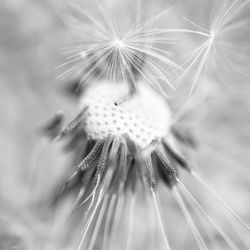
[80,80,172,148]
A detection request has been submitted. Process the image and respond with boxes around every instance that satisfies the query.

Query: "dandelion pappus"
[57,1,184,103]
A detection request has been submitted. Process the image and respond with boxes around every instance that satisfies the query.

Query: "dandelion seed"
[177,0,250,94]
[177,179,238,249]
[31,107,88,194]
[58,1,205,101]
[58,106,88,139]
[41,110,64,139]
[172,187,208,250]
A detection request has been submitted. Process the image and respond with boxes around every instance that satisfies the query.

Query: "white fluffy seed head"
[79,80,172,148]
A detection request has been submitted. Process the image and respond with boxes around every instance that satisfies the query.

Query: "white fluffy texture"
[79,81,172,148]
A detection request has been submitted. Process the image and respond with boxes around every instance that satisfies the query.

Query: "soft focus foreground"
[0,0,250,249]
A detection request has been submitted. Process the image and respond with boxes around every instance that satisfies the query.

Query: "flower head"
[44,79,250,250]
